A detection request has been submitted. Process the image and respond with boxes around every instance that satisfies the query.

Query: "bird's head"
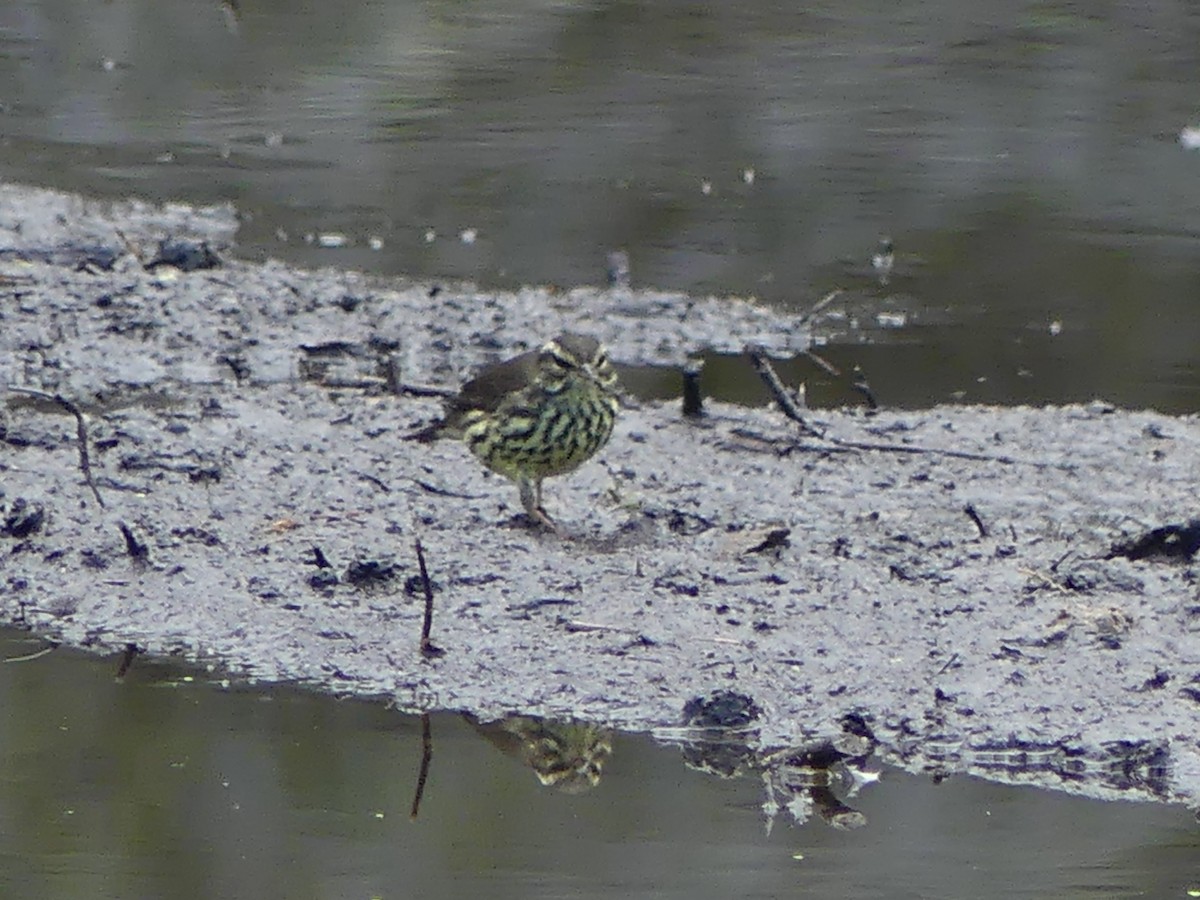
[538,334,619,392]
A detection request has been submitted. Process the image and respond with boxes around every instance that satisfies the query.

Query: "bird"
[872,237,894,285]
[409,333,620,531]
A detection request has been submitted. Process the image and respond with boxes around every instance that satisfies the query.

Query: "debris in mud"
[117,521,150,561]
[144,238,222,272]
[1,498,45,538]
[1108,518,1200,562]
[344,559,400,587]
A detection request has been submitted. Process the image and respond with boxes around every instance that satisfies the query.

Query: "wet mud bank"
[2,184,1199,812]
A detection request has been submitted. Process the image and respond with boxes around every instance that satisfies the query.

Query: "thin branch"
[744,345,825,438]
[414,538,444,658]
[117,521,150,561]
[796,288,845,327]
[742,348,1075,472]
[800,347,841,378]
[563,620,743,645]
[7,386,105,506]
[964,504,988,538]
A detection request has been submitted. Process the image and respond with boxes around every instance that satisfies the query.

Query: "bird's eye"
[594,351,609,369]
[543,349,573,371]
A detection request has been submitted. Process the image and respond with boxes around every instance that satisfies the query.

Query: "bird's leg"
[518,477,558,533]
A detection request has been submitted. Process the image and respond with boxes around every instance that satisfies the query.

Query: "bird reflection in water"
[467,714,614,794]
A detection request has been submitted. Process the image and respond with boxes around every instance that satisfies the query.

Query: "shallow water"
[2,0,1200,411]
[0,628,1196,900]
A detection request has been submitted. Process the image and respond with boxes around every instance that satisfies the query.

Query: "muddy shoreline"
[2,184,1198,812]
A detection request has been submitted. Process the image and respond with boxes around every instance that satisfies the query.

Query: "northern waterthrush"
[410,334,620,529]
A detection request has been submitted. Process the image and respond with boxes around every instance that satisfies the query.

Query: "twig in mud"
[409,712,434,819]
[414,538,444,658]
[118,521,149,561]
[964,504,988,538]
[935,652,961,676]
[406,477,479,500]
[796,288,844,327]
[744,345,825,439]
[563,620,743,645]
[743,348,1075,472]
[6,386,105,507]
[1017,566,1074,595]
[681,361,704,418]
[355,470,391,493]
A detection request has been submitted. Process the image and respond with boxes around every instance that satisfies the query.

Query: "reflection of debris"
[344,558,399,587]
[675,695,877,829]
[2,498,45,538]
[606,250,631,289]
[468,715,613,793]
[676,691,762,779]
[671,703,879,830]
[1109,519,1200,563]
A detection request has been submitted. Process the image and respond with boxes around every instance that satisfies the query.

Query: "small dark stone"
[681,690,762,729]
[145,239,222,271]
[308,570,339,590]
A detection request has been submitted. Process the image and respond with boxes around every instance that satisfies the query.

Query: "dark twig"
[935,652,961,676]
[383,353,403,396]
[117,521,149,561]
[7,386,104,507]
[743,347,1075,472]
[414,539,444,658]
[356,471,391,493]
[681,361,705,418]
[745,345,825,438]
[964,504,988,538]
[409,712,434,819]
[405,477,479,500]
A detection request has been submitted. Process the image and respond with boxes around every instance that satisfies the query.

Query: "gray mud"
[2,184,1198,811]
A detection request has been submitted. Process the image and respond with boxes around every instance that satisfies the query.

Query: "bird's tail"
[405,420,444,442]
